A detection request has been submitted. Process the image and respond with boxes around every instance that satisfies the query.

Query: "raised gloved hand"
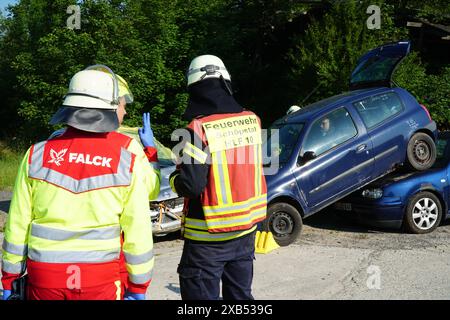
[138,112,155,148]
[123,292,146,300]
[2,290,11,300]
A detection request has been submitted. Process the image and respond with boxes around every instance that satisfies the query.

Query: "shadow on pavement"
[165,283,181,295]
[303,208,403,234]
[0,200,10,214]
[154,230,183,243]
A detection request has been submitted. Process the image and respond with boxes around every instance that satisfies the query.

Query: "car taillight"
[420,104,432,121]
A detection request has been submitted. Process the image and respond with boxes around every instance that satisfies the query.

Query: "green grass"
[0,142,24,191]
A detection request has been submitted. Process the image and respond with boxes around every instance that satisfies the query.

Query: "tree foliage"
[288,0,408,105]
[0,0,448,146]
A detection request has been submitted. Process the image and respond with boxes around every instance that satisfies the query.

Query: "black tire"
[406,133,436,171]
[403,192,442,234]
[264,202,302,246]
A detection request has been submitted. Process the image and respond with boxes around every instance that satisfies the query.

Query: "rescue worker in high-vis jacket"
[169,55,267,300]
[1,65,159,300]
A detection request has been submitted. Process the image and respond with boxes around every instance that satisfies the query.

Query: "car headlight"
[362,188,383,199]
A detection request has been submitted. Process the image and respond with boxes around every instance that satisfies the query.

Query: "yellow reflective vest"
[1,128,159,290]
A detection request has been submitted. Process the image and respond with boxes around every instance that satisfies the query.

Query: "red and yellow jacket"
[1,127,160,294]
[170,110,267,242]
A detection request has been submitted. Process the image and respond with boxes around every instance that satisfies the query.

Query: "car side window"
[303,107,358,156]
[353,92,403,129]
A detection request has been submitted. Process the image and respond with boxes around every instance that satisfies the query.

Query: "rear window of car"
[353,92,403,129]
[351,56,400,85]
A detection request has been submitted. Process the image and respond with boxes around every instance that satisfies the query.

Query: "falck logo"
[48,148,68,166]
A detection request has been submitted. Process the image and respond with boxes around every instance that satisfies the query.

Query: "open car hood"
[349,41,411,90]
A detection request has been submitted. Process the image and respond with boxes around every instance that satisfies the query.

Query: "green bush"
[395,53,450,130]
[0,142,24,191]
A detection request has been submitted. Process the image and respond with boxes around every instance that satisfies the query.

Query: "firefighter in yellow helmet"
[1,65,159,300]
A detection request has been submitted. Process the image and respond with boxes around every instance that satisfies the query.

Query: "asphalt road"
[1,191,450,300]
[150,210,450,300]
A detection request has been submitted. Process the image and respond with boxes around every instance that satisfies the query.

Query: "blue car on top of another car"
[263,41,438,246]
[335,132,450,234]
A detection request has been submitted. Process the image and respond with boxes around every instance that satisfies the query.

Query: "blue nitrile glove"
[138,112,155,148]
[2,290,11,300]
[124,292,146,300]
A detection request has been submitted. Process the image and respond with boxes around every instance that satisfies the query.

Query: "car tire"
[406,133,436,171]
[264,202,302,246]
[403,192,442,234]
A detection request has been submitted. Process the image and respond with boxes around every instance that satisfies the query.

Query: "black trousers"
[177,231,256,300]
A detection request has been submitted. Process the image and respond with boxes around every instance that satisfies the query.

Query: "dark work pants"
[177,231,256,300]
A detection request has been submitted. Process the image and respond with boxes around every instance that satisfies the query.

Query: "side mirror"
[298,151,317,165]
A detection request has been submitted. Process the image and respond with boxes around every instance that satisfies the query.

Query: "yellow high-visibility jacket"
[1,128,159,292]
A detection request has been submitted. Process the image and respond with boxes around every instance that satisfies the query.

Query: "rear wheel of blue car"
[406,133,436,171]
[404,192,442,234]
[264,203,302,246]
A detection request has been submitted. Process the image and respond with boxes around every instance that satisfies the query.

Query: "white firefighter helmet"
[287,105,301,115]
[50,65,132,133]
[62,65,125,110]
[186,55,231,86]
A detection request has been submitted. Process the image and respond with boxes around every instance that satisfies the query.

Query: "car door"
[293,107,374,209]
[353,91,405,179]
[441,136,450,216]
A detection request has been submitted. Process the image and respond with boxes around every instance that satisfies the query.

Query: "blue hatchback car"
[264,41,438,246]
[335,132,450,234]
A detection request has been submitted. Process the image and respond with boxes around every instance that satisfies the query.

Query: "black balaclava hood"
[183,78,243,121]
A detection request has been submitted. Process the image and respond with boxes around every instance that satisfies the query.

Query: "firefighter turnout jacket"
[1,127,160,294]
[170,110,267,242]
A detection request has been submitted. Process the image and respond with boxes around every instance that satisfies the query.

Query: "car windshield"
[433,137,449,168]
[264,123,304,164]
[351,55,400,85]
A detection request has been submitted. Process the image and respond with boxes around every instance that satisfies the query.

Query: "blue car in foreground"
[264,41,438,246]
[335,132,450,234]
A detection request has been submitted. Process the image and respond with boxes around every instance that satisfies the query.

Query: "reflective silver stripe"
[129,270,153,284]
[206,207,266,227]
[255,144,261,195]
[29,142,133,194]
[1,260,25,274]
[28,248,120,263]
[31,224,120,241]
[124,249,154,265]
[184,226,257,241]
[217,151,229,204]
[187,207,266,229]
[204,195,267,214]
[184,218,208,229]
[184,142,207,164]
[2,240,28,257]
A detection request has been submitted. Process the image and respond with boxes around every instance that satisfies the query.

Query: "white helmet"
[287,105,301,115]
[186,55,231,86]
[50,65,132,133]
[62,65,127,110]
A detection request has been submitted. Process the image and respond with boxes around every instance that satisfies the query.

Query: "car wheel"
[403,192,442,234]
[406,133,436,171]
[264,202,302,246]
